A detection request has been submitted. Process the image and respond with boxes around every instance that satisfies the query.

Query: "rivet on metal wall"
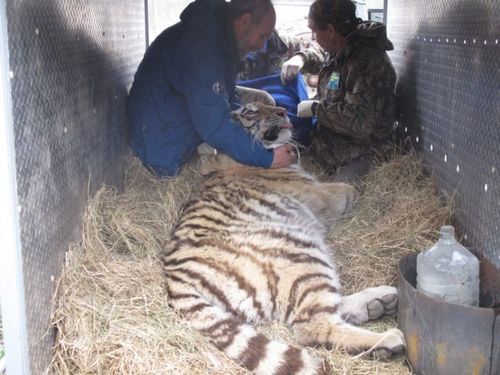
[35,28,39,35]
[484,184,488,192]
[9,70,14,79]
[63,127,67,134]
[416,136,419,143]
[444,154,447,162]
[17,205,22,213]
[430,144,433,151]
[456,165,460,173]
[492,166,496,173]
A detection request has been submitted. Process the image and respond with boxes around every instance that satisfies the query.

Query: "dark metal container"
[398,253,500,375]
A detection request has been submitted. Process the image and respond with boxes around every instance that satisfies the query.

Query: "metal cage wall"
[0,0,498,373]
[1,0,145,373]
[387,0,499,306]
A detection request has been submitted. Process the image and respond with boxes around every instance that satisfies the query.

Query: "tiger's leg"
[292,182,358,228]
[338,286,398,325]
[166,276,328,375]
[287,283,405,359]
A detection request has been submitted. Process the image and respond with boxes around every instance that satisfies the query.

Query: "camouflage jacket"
[237,30,324,81]
[309,22,397,168]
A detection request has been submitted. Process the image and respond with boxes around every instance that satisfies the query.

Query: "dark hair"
[308,0,362,36]
[228,0,275,24]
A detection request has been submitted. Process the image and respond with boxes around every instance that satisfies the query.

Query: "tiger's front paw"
[340,286,398,325]
[366,290,398,320]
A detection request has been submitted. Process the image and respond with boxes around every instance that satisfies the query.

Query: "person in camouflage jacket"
[236,29,325,145]
[237,29,324,81]
[294,0,397,172]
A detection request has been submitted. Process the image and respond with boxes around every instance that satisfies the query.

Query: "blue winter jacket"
[127,0,274,176]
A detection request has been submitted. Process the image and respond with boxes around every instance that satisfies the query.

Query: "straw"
[50,153,452,374]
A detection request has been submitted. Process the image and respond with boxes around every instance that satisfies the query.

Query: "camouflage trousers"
[307,127,394,170]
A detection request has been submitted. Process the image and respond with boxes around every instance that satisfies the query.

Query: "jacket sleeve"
[316,51,393,144]
[178,39,274,168]
[279,33,325,74]
[296,41,325,74]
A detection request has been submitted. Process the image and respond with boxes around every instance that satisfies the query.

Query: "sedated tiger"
[161,102,406,374]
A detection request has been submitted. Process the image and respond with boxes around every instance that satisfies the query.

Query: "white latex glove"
[297,100,319,118]
[280,54,305,84]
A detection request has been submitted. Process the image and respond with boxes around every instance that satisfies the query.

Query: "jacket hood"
[346,21,394,52]
[180,0,227,39]
[180,0,240,64]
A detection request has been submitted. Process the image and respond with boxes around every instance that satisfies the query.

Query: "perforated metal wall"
[6,0,145,372]
[387,0,499,305]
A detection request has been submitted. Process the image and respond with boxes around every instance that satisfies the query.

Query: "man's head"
[308,0,360,53]
[229,0,276,58]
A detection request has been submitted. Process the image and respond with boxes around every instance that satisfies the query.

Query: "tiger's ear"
[231,112,240,122]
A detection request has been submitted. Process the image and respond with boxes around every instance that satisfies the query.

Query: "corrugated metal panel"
[6,0,145,371]
[387,0,499,305]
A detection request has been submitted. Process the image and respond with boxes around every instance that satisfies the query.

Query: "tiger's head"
[231,102,293,149]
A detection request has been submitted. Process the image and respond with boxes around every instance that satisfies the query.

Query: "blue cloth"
[126,0,273,177]
[237,73,315,146]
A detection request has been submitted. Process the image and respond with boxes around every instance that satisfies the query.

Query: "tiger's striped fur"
[161,103,406,374]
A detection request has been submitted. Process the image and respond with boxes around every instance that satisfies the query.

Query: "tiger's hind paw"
[366,328,406,360]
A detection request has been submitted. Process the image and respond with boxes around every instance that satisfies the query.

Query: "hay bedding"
[49,154,452,374]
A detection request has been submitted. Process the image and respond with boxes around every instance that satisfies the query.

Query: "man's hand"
[280,55,305,84]
[297,100,319,118]
[270,144,297,168]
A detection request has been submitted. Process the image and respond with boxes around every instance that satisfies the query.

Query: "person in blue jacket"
[127,0,297,177]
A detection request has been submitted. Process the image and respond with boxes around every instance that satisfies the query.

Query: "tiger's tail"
[166,278,328,375]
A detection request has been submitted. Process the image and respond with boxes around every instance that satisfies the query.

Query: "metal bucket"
[398,253,500,375]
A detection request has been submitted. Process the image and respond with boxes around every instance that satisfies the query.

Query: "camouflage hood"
[342,21,394,59]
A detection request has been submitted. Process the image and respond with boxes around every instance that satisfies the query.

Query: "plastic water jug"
[416,225,479,306]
